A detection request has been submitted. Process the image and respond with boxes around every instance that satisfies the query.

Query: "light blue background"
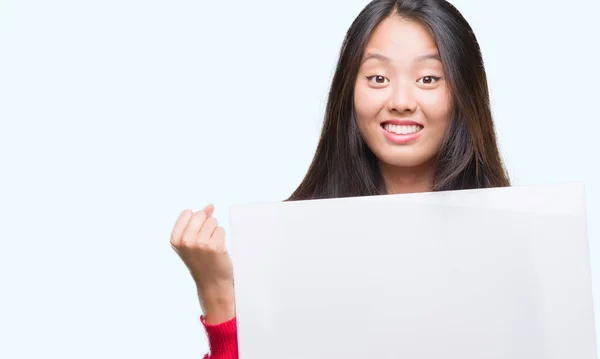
[1,0,599,358]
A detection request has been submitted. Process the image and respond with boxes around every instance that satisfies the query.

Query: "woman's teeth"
[383,123,423,135]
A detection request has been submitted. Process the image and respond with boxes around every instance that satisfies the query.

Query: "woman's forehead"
[363,16,439,63]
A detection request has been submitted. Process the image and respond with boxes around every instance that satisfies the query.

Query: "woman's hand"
[170,204,235,324]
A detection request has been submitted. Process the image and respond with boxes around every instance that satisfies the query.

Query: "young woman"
[170,0,510,357]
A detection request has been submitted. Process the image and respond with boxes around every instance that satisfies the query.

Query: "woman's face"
[354,16,452,169]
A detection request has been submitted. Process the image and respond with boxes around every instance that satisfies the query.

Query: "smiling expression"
[354,16,452,169]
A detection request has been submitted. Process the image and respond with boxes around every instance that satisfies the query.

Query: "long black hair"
[288,0,510,201]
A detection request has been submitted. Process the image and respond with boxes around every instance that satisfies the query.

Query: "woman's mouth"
[382,123,423,135]
[381,122,423,144]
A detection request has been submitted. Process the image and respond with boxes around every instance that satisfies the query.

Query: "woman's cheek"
[420,89,452,124]
[354,86,372,118]
[356,87,388,118]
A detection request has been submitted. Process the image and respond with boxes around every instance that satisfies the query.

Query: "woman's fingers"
[181,210,208,246]
[203,204,215,218]
[198,216,218,244]
[211,226,226,250]
[171,204,221,251]
[170,209,194,247]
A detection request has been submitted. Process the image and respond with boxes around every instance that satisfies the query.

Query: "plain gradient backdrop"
[1,0,599,358]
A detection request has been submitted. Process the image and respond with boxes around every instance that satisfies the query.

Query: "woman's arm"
[201,316,238,359]
[169,205,237,358]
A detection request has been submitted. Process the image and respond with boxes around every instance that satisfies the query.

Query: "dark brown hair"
[288,0,510,201]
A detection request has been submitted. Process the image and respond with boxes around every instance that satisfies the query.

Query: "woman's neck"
[378,160,434,195]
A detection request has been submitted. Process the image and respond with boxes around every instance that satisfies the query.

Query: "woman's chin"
[376,150,436,170]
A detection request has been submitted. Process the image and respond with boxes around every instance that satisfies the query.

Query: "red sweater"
[201,316,238,359]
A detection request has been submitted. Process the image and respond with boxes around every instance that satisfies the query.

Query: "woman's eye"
[417,76,441,85]
[366,75,389,85]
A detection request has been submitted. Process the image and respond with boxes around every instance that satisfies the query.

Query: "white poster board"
[229,183,596,359]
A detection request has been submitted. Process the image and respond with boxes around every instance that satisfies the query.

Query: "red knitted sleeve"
[201,316,239,359]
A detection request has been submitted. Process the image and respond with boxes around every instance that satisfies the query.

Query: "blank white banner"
[231,184,596,359]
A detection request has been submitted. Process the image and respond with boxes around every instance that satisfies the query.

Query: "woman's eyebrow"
[414,53,441,63]
[362,52,390,64]
[361,52,441,64]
